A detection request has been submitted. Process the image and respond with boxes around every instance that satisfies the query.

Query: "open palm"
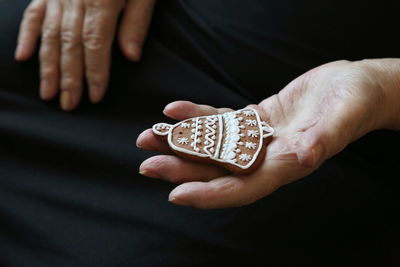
[137,60,391,209]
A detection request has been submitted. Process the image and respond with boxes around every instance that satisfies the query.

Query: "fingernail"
[139,169,160,179]
[163,103,174,114]
[136,139,145,149]
[60,91,73,111]
[168,195,190,206]
[90,86,104,104]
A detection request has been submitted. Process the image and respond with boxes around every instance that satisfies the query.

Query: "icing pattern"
[247,130,259,138]
[245,119,257,126]
[220,112,240,161]
[154,108,274,170]
[239,154,252,162]
[204,115,218,156]
[181,122,190,128]
[190,118,202,152]
[243,110,255,116]
[177,137,189,145]
[245,142,257,150]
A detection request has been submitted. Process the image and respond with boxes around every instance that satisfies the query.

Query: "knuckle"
[42,26,59,42]
[83,31,104,51]
[23,6,43,21]
[61,29,80,49]
[61,77,80,91]
[41,65,57,78]
[86,0,113,8]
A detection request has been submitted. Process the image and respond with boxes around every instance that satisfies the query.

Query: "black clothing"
[1,0,399,266]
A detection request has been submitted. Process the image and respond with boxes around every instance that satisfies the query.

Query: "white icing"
[203,116,218,157]
[247,130,259,138]
[239,154,252,161]
[190,117,202,152]
[159,108,274,171]
[181,122,190,128]
[261,121,274,138]
[152,123,172,136]
[245,142,257,149]
[243,110,255,116]
[220,112,240,160]
[245,119,257,126]
[214,115,223,159]
[177,137,189,145]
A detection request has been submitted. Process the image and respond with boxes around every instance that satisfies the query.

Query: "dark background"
[1,0,399,266]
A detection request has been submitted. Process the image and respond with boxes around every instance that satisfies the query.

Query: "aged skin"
[137,59,400,209]
[16,0,156,111]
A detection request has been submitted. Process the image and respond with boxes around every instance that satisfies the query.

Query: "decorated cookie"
[152,108,274,173]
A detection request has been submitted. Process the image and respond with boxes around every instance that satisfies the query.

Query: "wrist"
[357,58,400,130]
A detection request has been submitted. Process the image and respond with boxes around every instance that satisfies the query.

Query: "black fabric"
[1,0,399,266]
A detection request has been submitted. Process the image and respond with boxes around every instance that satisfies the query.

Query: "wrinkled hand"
[136,59,400,209]
[16,0,156,111]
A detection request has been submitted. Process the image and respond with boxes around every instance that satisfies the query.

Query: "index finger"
[163,101,233,121]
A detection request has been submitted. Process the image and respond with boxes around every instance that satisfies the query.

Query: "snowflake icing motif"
[177,137,189,145]
[247,130,259,138]
[245,119,257,126]
[239,154,252,162]
[245,142,257,150]
[181,122,190,129]
[242,110,255,116]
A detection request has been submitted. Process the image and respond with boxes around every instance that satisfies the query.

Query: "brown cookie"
[152,108,274,174]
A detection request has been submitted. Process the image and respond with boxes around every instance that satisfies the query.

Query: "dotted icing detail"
[155,108,273,171]
[220,112,240,161]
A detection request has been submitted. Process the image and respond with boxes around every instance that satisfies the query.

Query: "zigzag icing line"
[203,116,218,157]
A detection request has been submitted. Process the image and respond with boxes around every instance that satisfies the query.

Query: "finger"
[16,0,47,61]
[59,1,85,111]
[136,128,172,154]
[139,155,228,183]
[83,1,124,103]
[168,154,309,209]
[163,101,233,121]
[119,0,156,61]
[38,0,62,100]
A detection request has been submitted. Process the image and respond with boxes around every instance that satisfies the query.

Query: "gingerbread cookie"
[152,108,274,173]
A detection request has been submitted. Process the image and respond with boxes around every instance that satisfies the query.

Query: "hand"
[15,0,156,111]
[136,59,400,209]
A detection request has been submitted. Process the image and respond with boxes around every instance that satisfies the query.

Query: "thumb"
[295,107,361,168]
[118,0,156,61]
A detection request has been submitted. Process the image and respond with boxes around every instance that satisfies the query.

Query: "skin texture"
[15,0,156,111]
[137,59,400,209]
